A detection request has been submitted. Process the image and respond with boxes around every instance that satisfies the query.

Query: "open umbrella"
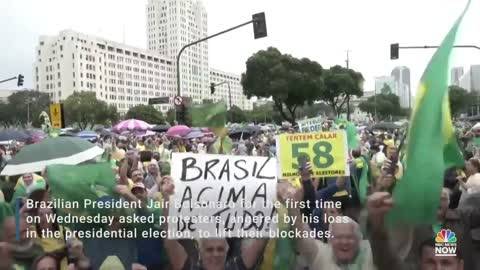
[372,122,401,131]
[184,130,204,139]
[135,130,156,137]
[24,129,45,143]
[166,125,191,137]
[97,128,112,137]
[151,124,171,133]
[0,129,29,141]
[24,129,44,137]
[0,137,104,176]
[113,119,153,131]
[76,130,98,139]
[228,126,259,140]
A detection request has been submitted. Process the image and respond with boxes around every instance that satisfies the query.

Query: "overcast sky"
[1,0,479,96]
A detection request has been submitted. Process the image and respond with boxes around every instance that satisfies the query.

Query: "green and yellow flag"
[335,118,359,150]
[191,102,230,151]
[191,102,227,131]
[47,162,117,217]
[388,0,470,225]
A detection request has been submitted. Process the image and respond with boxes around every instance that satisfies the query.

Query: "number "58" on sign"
[291,142,334,169]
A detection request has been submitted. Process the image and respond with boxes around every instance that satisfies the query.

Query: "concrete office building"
[459,65,480,92]
[33,30,176,114]
[146,0,209,104]
[34,0,253,114]
[451,67,464,86]
[210,69,253,111]
[391,66,411,108]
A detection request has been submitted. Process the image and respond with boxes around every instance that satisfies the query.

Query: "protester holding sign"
[159,175,268,270]
[276,131,350,179]
[278,163,376,270]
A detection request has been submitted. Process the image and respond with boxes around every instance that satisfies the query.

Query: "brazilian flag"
[388,0,470,224]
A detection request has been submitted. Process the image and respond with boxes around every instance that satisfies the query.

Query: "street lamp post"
[390,44,480,60]
[26,97,36,126]
[176,13,266,97]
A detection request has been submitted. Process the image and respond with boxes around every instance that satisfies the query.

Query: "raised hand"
[367,192,394,228]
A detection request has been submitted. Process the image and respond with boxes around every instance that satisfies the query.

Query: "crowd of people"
[0,121,479,270]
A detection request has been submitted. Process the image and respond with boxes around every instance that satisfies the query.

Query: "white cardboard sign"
[168,153,278,239]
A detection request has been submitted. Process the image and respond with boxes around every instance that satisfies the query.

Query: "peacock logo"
[435,229,457,257]
[435,229,457,243]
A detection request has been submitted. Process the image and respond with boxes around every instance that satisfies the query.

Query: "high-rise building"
[451,67,464,86]
[210,69,253,111]
[146,0,209,104]
[33,30,176,114]
[391,66,411,108]
[34,1,253,115]
[374,76,396,95]
[459,65,480,92]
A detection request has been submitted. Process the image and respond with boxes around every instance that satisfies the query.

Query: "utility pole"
[345,50,350,69]
[345,50,351,121]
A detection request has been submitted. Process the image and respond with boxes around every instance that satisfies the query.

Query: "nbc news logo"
[435,229,457,256]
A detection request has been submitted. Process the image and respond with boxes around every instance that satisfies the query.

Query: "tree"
[381,83,392,95]
[63,91,119,130]
[228,105,247,123]
[247,101,276,123]
[319,65,364,118]
[166,109,176,125]
[0,101,12,128]
[358,93,405,121]
[125,105,164,124]
[242,47,324,124]
[448,85,471,117]
[296,102,334,119]
[3,90,51,128]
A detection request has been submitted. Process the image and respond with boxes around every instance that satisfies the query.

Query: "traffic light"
[210,83,216,95]
[390,43,399,60]
[252,12,267,39]
[17,74,24,87]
